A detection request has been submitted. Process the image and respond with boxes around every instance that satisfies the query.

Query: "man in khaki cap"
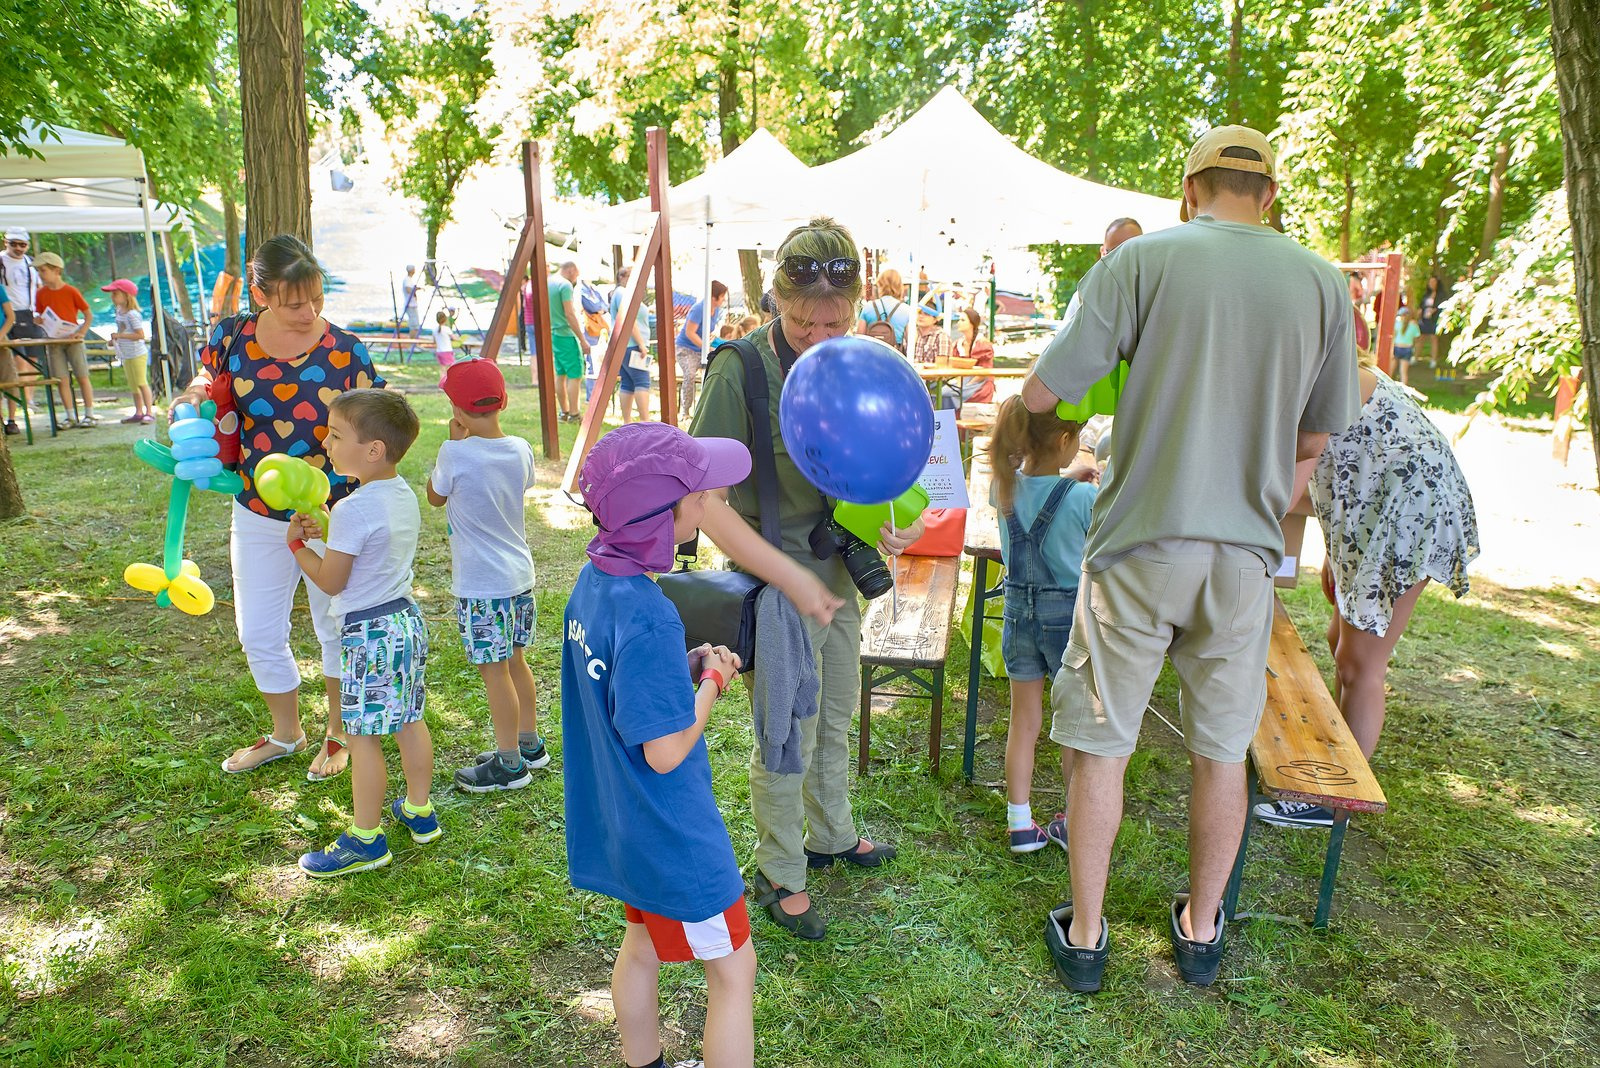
[1021,125,1359,991]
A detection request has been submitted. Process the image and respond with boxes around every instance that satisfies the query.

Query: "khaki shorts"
[1049,538,1273,763]
[46,341,89,382]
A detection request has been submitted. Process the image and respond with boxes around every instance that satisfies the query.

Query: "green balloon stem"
[163,478,192,581]
[156,590,172,608]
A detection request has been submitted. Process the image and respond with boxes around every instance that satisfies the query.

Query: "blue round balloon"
[778,336,934,504]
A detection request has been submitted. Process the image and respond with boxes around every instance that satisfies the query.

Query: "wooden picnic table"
[960,439,1003,778]
[352,334,482,364]
[914,364,1031,381]
[1,337,87,434]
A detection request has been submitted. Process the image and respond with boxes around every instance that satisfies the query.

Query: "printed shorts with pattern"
[340,604,428,736]
[455,591,535,665]
[1049,538,1272,764]
[624,900,751,963]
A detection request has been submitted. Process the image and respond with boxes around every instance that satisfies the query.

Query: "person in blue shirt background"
[562,421,755,1068]
[674,280,726,421]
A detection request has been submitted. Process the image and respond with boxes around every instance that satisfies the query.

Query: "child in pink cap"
[562,422,756,1068]
[102,279,154,423]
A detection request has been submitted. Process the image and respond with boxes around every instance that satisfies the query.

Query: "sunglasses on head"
[780,255,860,288]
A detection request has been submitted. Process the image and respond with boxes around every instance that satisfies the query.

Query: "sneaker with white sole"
[1009,822,1049,853]
[299,831,391,877]
[455,754,533,793]
[389,797,443,843]
[1253,799,1336,828]
[1045,813,1069,853]
[473,738,552,770]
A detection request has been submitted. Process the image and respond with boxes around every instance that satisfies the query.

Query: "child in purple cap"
[562,422,755,1068]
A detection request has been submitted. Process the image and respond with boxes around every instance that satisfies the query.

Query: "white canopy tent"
[809,87,1181,255]
[0,123,178,393]
[593,128,826,362]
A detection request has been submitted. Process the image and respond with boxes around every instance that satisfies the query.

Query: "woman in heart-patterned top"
[177,234,384,780]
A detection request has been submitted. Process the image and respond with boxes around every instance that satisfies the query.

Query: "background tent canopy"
[0,122,188,234]
[593,128,823,250]
[806,87,1182,252]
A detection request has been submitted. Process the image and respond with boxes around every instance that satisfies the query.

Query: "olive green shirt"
[688,321,853,599]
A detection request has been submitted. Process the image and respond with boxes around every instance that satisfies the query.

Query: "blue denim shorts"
[1000,587,1078,682]
[618,357,651,393]
[455,590,535,664]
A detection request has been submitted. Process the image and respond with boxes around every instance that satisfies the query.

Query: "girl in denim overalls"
[988,398,1098,854]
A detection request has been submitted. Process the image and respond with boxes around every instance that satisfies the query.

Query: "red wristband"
[288,538,307,554]
[698,669,726,696]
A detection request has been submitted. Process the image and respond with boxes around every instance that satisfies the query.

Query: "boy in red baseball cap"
[564,421,754,1068]
[427,359,549,792]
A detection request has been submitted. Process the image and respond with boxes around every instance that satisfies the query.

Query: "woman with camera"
[691,218,924,941]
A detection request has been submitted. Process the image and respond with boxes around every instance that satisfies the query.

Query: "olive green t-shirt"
[688,322,853,599]
[1033,216,1359,572]
[548,276,576,338]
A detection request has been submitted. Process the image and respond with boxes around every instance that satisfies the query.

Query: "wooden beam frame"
[648,128,679,427]
[481,141,559,459]
[562,215,665,493]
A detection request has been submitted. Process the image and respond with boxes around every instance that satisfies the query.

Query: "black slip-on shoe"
[751,871,826,941]
[1170,894,1226,987]
[1044,902,1109,992]
[804,838,897,869]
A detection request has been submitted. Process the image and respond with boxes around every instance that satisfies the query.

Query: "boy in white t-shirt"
[428,359,550,793]
[288,389,436,877]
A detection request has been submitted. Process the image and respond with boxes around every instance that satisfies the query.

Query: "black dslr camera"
[809,518,893,599]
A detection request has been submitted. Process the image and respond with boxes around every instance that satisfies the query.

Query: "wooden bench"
[960,438,1005,779]
[0,377,68,444]
[1224,596,1387,929]
[858,553,962,774]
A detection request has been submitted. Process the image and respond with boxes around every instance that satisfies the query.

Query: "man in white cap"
[1,227,43,435]
[1022,125,1359,992]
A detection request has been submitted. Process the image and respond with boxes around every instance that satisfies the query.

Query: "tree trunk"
[718,0,744,154]
[106,234,119,279]
[237,0,311,258]
[1549,0,1600,490]
[223,189,243,278]
[738,248,764,314]
[1227,0,1244,126]
[1472,138,1512,273]
[0,431,23,520]
[426,221,439,263]
[163,232,196,321]
[1076,1,1101,181]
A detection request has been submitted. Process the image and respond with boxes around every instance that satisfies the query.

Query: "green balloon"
[833,484,931,546]
[254,453,331,514]
[1056,361,1130,422]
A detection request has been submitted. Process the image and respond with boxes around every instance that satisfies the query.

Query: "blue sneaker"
[390,797,443,843]
[299,831,391,878]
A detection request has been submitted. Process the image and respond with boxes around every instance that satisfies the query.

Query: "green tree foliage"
[1446,188,1583,430]
[365,3,501,258]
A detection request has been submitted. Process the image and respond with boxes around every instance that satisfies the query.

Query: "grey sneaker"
[473,739,551,770]
[455,754,533,793]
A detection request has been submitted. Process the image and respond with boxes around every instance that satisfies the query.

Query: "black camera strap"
[675,337,782,568]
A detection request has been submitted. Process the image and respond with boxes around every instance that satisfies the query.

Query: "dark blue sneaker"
[299,831,392,878]
[1253,799,1336,828]
[390,798,443,843]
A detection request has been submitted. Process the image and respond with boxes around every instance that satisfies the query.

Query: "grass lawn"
[2,366,1598,1066]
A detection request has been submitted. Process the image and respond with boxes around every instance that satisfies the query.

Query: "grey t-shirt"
[1033,216,1359,572]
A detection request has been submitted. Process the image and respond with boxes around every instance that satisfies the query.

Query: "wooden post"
[648,127,679,426]
[1374,251,1403,375]
[479,141,559,459]
[563,216,664,493]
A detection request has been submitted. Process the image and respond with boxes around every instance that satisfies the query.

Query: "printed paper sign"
[918,409,970,508]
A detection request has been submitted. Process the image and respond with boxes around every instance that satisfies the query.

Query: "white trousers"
[229,501,340,694]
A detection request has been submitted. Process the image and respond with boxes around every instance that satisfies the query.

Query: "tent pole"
[702,197,713,371]
[988,263,996,342]
[139,175,173,402]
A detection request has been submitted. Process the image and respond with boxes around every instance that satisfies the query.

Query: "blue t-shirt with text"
[560,565,744,921]
[675,299,722,350]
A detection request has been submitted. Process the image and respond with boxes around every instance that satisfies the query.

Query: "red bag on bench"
[903,508,966,557]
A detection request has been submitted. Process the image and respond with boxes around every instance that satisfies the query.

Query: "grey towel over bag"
[750,586,820,774]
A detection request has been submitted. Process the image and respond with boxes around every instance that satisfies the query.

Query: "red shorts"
[624,900,751,963]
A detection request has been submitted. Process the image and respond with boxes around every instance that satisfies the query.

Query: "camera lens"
[835,527,893,599]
